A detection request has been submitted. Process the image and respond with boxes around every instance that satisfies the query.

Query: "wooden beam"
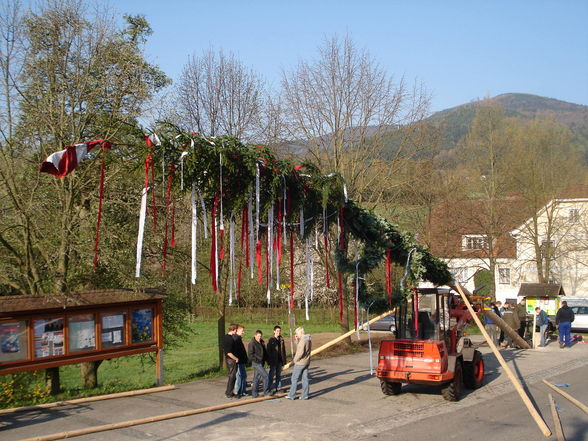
[548,393,566,441]
[0,385,176,415]
[283,309,394,370]
[18,393,287,441]
[452,283,551,437]
[543,379,588,415]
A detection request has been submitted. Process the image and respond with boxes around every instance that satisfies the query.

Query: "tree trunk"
[80,360,103,388]
[45,367,60,395]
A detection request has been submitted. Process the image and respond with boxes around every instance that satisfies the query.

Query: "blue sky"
[114,0,588,112]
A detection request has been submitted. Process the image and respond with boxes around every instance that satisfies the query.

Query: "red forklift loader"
[376,288,485,401]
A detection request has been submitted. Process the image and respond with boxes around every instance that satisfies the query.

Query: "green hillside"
[426,93,588,159]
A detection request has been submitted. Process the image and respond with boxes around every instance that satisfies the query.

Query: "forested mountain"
[427,93,588,158]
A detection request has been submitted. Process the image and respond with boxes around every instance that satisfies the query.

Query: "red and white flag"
[40,139,109,177]
[144,133,161,147]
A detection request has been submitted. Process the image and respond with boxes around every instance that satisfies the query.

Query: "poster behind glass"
[34,318,64,358]
[0,321,28,362]
[69,314,96,352]
[101,311,126,348]
[131,308,153,343]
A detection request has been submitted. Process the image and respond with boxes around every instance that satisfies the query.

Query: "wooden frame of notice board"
[0,289,165,385]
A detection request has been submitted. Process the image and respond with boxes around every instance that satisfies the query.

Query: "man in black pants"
[223,323,239,398]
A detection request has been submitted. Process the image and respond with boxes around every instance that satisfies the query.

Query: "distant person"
[267,325,287,394]
[248,330,270,397]
[555,301,575,348]
[495,301,505,345]
[485,302,499,345]
[515,298,528,338]
[535,307,549,348]
[502,305,520,348]
[287,327,312,400]
[233,325,248,397]
[223,324,239,398]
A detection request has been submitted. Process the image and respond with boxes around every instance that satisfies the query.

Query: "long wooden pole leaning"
[452,283,551,437]
[483,310,530,349]
[542,379,588,415]
[282,309,394,371]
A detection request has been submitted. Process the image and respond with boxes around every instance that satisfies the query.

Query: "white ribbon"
[191,184,198,284]
[255,162,260,242]
[355,246,360,339]
[343,183,348,203]
[219,152,224,231]
[248,191,254,279]
[267,203,274,305]
[180,151,189,190]
[305,236,312,320]
[200,193,208,239]
[135,186,149,278]
[229,214,235,305]
[300,207,304,237]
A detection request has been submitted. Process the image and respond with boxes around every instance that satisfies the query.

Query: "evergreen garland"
[147,129,452,311]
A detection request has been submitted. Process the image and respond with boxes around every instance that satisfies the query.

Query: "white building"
[427,193,588,304]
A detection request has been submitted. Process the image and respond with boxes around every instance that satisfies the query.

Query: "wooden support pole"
[283,310,394,370]
[0,385,176,415]
[452,283,552,437]
[483,310,531,349]
[543,379,588,415]
[548,393,566,441]
[18,393,286,441]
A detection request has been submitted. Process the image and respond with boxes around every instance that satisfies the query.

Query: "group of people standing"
[485,298,576,349]
[223,324,312,400]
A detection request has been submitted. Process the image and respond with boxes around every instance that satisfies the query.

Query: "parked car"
[570,306,588,331]
[368,314,396,332]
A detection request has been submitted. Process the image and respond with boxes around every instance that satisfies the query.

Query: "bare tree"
[281,34,431,205]
[506,117,586,284]
[177,48,265,141]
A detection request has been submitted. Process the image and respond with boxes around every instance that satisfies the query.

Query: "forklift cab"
[396,288,452,343]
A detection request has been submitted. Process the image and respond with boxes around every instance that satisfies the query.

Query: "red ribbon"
[338,271,344,324]
[386,248,392,308]
[242,206,249,268]
[93,142,111,268]
[256,240,263,285]
[210,194,218,291]
[290,231,295,309]
[324,233,330,288]
[150,156,157,232]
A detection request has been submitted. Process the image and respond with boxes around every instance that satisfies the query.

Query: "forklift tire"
[380,379,402,396]
[442,360,463,402]
[463,350,484,389]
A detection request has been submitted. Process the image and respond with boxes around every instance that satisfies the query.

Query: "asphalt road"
[1,335,587,441]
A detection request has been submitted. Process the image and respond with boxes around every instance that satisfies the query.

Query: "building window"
[568,208,580,223]
[450,267,468,283]
[462,235,488,251]
[498,268,511,285]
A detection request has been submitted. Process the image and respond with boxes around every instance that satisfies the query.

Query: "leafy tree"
[0,0,169,392]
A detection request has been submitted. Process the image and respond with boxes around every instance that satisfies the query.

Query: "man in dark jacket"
[232,325,248,397]
[223,324,239,398]
[556,301,575,348]
[266,325,287,394]
[515,298,529,338]
[248,330,269,397]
